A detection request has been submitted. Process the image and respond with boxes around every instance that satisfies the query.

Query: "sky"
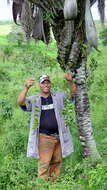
[0,0,107,21]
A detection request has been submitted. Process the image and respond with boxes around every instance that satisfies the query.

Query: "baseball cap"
[39,75,51,83]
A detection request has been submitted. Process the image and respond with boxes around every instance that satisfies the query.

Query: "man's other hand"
[64,73,73,82]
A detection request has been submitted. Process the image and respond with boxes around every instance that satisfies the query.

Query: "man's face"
[40,80,51,93]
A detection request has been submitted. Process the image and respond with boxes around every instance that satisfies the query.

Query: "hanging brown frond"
[64,0,77,20]
[85,0,98,49]
[43,21,50,44]
[12,2,22,25]
[12,0,24,25]
[13,0,24,3]
[21,0,33,39]
[90,0,97,6]
[28,0,64,15]
[98,0,105,24]
[32,8,46,42]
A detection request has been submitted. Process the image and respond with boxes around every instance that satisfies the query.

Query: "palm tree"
[11,0,106,159]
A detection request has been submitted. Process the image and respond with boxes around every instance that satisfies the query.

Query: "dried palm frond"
[90,0,97,6]
[42,21,50,44]
[98,0,105,24]
[85,0,98,49]
[13,0,24,3]
[64,0,77,20]
[12,0,24,25]
[21,0,33,39]
[31,6,50,43]
[28,0,64,14]
[32,8,46,42]
[12,2,22,24]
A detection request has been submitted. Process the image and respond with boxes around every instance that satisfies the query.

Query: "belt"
[40,132,59,139]
[49,133,59,139]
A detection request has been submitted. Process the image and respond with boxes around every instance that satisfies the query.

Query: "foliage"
[0,65,11,81]
[87,57,98,88]
[0,21,107,190]
[43,11,55,24]
[62,98,75,126]
[7,25,27,47]
[100,28,107,46]
[0,100,13,120]
[7,31,26,47]
[3,45,13,57]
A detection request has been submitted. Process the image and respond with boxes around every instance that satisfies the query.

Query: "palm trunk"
[75,58,101,159]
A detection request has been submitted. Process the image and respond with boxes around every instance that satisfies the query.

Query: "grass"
[0,21,107,190]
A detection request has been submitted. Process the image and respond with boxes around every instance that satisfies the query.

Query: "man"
[17,73,76,181]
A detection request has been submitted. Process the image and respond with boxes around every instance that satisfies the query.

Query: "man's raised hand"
[25,79,35,89]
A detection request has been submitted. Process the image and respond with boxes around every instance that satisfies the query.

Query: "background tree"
[11,0,106,160]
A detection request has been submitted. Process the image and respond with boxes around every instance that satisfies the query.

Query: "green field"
[0,21,107,190]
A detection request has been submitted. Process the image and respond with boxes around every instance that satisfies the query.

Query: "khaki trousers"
[38,133,62,181]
